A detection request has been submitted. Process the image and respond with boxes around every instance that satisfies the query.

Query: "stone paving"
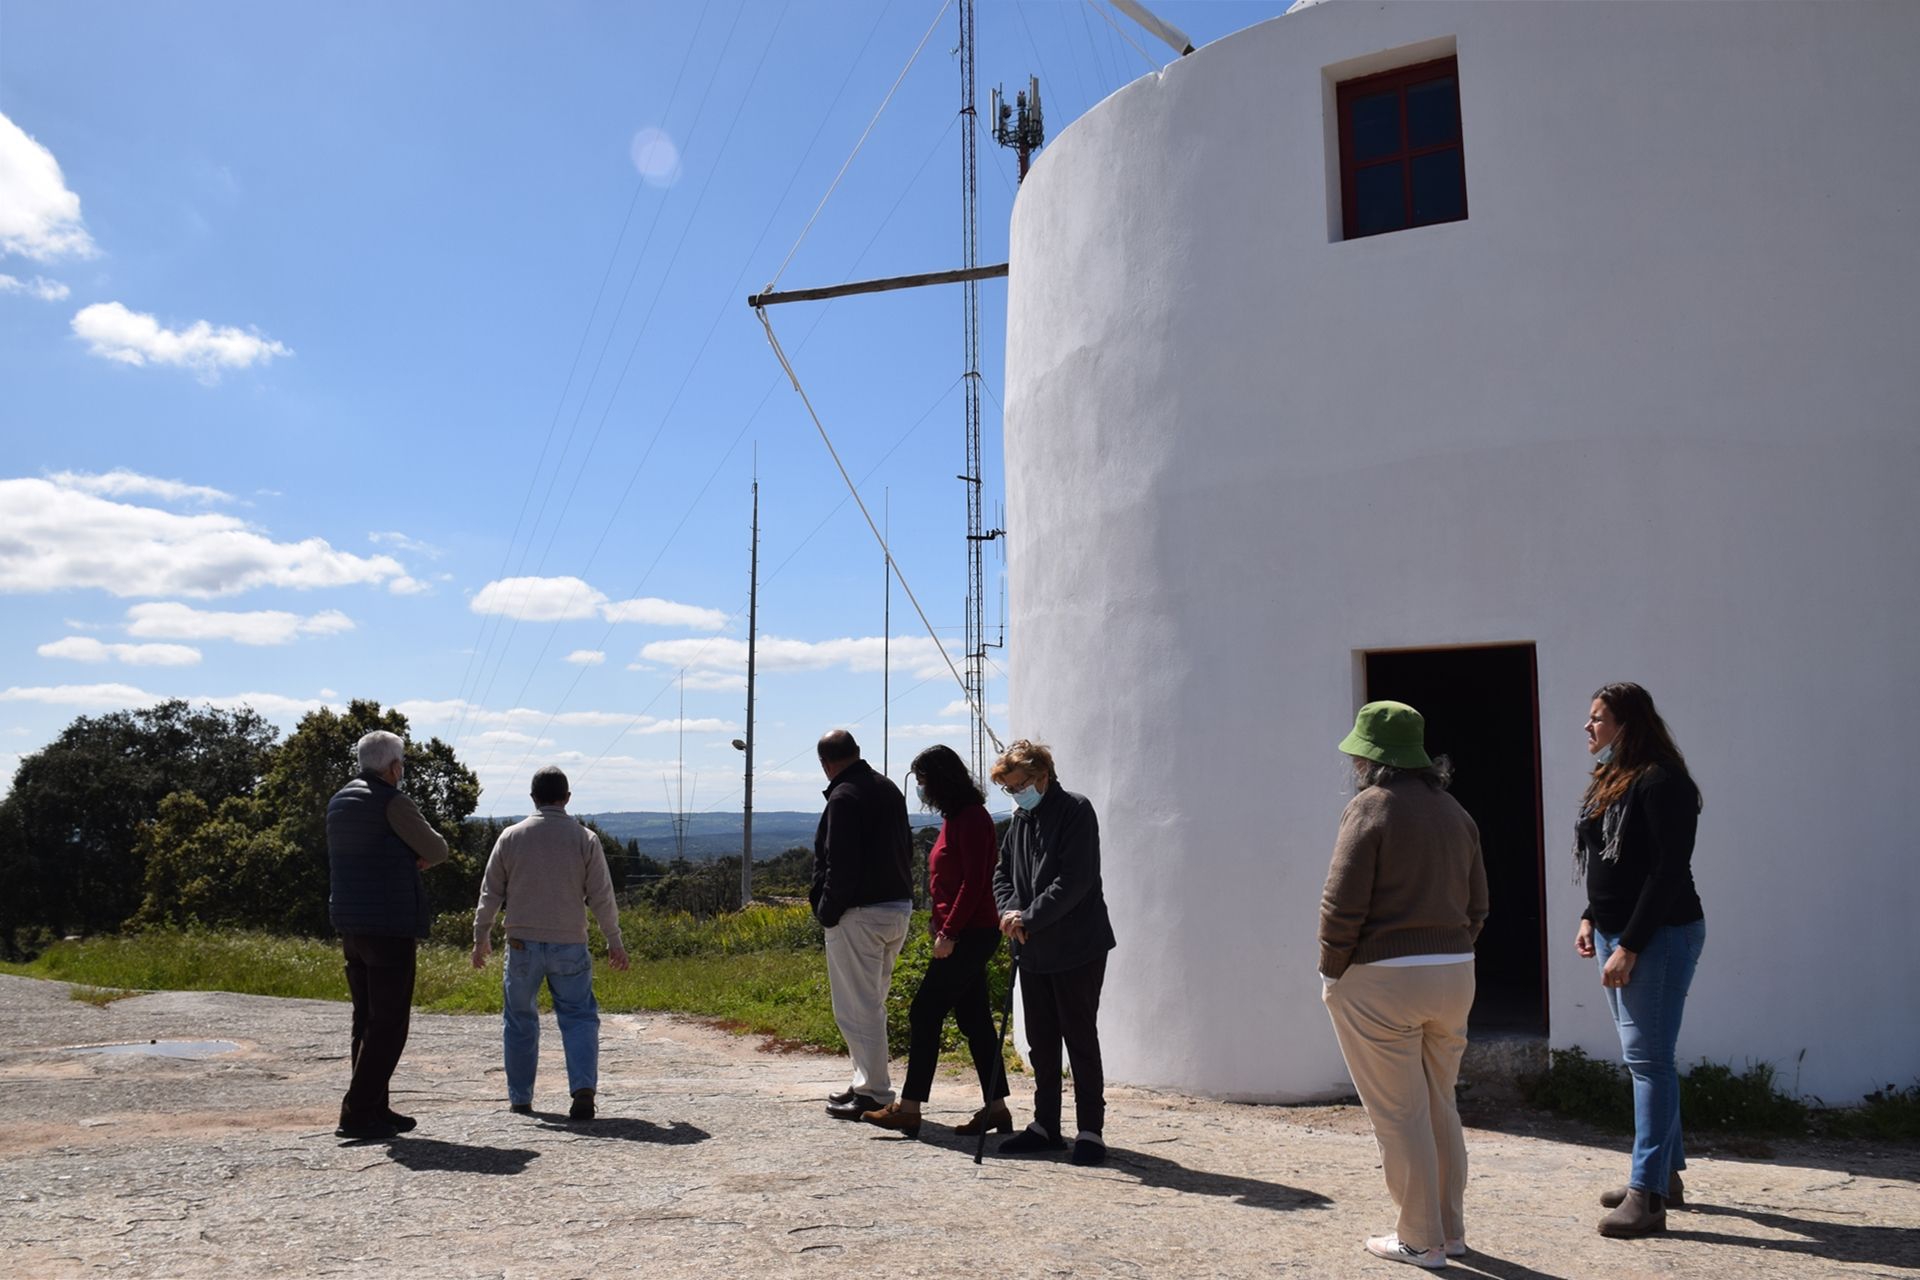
[0,976,1914,1278]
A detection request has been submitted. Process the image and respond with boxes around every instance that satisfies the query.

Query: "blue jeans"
[502,940,599,1104]
[1595,919,1705,1195]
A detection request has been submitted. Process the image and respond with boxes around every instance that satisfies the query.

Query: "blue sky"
[0,0,1287,815]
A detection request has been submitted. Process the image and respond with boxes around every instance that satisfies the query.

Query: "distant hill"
[558,810,943,861]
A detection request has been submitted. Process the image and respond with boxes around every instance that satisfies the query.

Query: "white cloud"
[71,301,290,381]
[672,669,747,692]
[639,634,954,680]
[469,575,726,630]
[0,682,151,710]
[0,478,406,597]
[0,683,331,719]
[940,698,1008,718]
[601,597,731,630]
[469,575,603,621]
[369,531,442,558]
[629,127,682,187]
[393,697,733,736]
[565,650,607,666]
[37,635,202,666]
[125,601,355,645]
[888,722,966,738]
[0,272,69,301]
[387,575,429,596]
[46,468,234,505]
[0,112,97,261]
[469,729,555,748]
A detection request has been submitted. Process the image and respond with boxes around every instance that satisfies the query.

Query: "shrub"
[1518,1047,1633,1132]
[1680,1060,1808,1135]
[1820,1082,1920,1142]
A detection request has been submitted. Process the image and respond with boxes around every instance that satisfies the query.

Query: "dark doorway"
[1364,644,1547,1035]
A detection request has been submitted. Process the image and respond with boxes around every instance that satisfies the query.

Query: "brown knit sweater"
[1318,777,1488,980]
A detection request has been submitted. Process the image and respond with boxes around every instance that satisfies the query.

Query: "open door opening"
[1364,643,1548,1036]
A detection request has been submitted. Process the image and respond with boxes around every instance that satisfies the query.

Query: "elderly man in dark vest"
[326,729,449,1140]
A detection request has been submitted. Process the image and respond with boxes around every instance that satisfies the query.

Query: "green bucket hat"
[1339,701,1433,769]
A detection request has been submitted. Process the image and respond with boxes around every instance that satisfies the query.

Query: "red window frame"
[1337,56,1468,241]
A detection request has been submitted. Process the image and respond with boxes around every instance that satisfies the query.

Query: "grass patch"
[1,904,1019,1070]
[68,985,142,1007]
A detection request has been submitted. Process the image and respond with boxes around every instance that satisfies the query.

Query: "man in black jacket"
[326,729,449,1140]
[810,729,913,1119]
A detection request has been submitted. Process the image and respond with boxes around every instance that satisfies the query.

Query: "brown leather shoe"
[1598,1188,1667,1237]
[1602,1171,1683,1208]
[859,1102,921,1137]
[954,1102,1014,1136]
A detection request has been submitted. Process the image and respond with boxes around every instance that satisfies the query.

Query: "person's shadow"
[1440,1252,1574,1280]
[1665,1202,1920,1268]
[914,1129,1329,1212]
[376,1136,540,1176]
[1100,1145,1332,1211]
[531,1114,711,1146]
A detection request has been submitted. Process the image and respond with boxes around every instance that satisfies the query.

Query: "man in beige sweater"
[471,767,629,1121]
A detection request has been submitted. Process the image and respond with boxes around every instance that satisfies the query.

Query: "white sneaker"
[1444,1238,1467,1259]
[1364,1235,1449,1270]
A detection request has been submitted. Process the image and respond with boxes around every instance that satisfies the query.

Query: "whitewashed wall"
[1003,0,1920,1104]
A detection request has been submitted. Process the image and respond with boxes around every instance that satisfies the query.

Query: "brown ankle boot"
[859,1102,921,1137]
[1598,1189,1667,1237]
[1601,1171,1684,1208]
[954,1102,1013,1136]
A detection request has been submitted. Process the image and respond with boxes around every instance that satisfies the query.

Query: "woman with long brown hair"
[1575,682,1705,1238]
[859,744,1009,1138]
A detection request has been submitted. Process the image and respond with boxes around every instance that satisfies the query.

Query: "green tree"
[133,794,307,932]
[133,699,480,938]
[0,701,277,951]
[251,700,479,934]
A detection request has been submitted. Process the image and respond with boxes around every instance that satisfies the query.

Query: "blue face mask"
[1012,784,1043,812]
[1594,741,1616,766]
[914,782,931,810]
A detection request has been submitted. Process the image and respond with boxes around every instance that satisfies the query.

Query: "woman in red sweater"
[862,744,1009,1137]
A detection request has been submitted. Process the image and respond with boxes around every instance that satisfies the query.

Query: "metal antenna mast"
[741,474,758,904]
[959,0,999,782]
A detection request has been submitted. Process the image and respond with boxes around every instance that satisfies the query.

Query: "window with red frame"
[1337,57,1467,240]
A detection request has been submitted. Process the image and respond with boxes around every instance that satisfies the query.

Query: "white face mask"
[1593,741,1616,766]
[915,782,931,810]
[1012,784,1043,812]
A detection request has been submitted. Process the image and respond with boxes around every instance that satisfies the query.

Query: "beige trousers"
[823,906,910,1104]
[1322,961,1475,1252]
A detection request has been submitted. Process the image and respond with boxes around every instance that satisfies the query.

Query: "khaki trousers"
[1322,961,1475,1252]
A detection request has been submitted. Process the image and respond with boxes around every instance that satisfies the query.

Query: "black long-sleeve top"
[992,784,1116,974]
[1578,763,1704,953]
[810,759,913,928]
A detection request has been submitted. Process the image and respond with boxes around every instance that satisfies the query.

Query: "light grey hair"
[1354,754,1454,793]
[355,730,406,774]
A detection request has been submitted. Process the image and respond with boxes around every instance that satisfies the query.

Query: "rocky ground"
[0,975,1914,1278]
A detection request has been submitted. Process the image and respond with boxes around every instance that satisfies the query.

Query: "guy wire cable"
[754,305,1004,755]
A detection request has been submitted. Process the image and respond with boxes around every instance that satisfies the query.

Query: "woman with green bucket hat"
[1319,701,1488,1271]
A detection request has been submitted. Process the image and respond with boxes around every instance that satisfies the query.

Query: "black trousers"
[341,932,416,1123]
[1021,951,1108,1138]
[902,927,1008,1105]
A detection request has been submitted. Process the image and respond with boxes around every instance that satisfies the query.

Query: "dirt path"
[0,976,1913,1278]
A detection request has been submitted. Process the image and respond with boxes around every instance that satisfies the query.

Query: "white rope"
[764,0,953,295]
[755,305,1005,756]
